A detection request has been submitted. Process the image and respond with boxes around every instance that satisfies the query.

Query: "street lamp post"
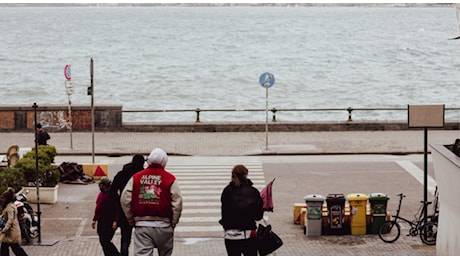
[88,58,95,164]
[32,102,41,243]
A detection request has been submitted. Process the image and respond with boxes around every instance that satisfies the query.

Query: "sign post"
[408,104,445,223]
[259,72,275,150]
[64,64,73,149]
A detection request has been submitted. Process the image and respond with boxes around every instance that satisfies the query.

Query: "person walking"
[92,177,120,256]
[110,154,145,256]
[121,148,182,256]
[36,123,50,145]
[219,164,264,256]
[0,187,28,256]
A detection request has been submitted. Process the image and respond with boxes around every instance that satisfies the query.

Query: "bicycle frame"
[391,199,429,236]
[379,193,438,245]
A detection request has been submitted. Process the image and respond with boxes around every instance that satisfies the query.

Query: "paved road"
[0,130,458,156]
[2,130,454,256]
[18,154,437,256]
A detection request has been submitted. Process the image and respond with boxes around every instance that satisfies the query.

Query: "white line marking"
[182,208,220,214]
[177,176,265,180]
[180,216,220,222]
[183,195,220,200]
[176,226,223,232]
[179,181,265,185]
[395,160,437,195]
[184,201,221,207]
[76,218,88,237]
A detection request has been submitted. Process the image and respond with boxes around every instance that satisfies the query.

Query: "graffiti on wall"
[37,110,70,129]
[2,105,121,131]
[98,111,111,127]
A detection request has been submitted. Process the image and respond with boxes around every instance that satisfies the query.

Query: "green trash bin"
[368,193,389,234]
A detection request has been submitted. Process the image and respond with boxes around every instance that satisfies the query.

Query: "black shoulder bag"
[257,221,283,256]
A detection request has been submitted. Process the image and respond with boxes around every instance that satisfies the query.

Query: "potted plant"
[0,167,27,195]
[15,145,60,204]
[430,140,460,256]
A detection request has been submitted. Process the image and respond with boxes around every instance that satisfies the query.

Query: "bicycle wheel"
[420,222,437,245]
[378,220,401,243]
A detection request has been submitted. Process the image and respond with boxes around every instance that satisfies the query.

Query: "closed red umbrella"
[260,178,275,212]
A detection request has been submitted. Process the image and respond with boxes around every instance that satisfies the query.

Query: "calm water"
[1,5,460,122]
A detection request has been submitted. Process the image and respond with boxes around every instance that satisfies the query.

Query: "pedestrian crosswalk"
[166,156,266,237]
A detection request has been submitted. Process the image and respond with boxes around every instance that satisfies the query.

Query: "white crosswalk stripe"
[166,157,266,236]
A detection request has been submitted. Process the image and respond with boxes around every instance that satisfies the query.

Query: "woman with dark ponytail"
[219,164,264,256]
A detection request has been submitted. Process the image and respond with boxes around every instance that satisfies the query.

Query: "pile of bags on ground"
[58,162,94,185]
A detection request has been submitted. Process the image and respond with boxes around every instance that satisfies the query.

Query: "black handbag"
[257,223,283,256]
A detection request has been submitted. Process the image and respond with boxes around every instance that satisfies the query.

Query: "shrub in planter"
[15,145,60,187]
[39,164,60,187]
[0,167,27,195]
[32,145,57,163]
[22,149,52,166]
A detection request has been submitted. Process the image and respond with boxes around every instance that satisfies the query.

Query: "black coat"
[219,179,264,230]
[110,162,144,222]
[37,130,50,145]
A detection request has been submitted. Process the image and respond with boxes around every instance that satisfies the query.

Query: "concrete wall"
[0,105,122,132]
[430,144,460,256]
[120,121,460,132]
[1,105,459,132]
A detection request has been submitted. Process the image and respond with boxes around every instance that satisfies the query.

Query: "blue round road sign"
[259,72,275,88]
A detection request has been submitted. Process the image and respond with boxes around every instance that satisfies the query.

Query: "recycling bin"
[368,193,389,234]
[304,194,325,236]
[325,193,346,235]
[347,193,368,235]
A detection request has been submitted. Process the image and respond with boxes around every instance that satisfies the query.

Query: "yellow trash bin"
[300,207,307,227]
[347,193,368,235]
[293,203,306,224]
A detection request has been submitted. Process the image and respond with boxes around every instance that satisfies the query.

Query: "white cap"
[147,148,168,167]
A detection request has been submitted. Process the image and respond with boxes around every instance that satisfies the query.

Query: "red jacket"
[131,164,176,220]
[93,190,119,222]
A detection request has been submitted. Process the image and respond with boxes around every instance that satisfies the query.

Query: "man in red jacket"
[121,148,182,256]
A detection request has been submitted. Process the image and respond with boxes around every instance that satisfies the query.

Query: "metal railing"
[123,107,460,123]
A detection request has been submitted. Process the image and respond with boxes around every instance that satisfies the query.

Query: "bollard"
[347,107,353,121]
[195,108,201,123]
[271,107,277,122]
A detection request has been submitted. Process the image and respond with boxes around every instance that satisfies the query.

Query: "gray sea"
[1,5,460,122]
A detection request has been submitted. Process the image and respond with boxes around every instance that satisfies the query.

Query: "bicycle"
[378,193,437,245]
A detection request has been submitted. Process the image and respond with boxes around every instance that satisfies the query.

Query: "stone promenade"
[1,130,456,256]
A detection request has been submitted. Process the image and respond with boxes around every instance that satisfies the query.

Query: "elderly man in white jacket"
[121,148,182,256]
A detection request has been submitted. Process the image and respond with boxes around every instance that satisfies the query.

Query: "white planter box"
[430,144,460,256]
[22,185,59,204]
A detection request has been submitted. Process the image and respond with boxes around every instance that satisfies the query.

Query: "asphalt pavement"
[1,129,459,156]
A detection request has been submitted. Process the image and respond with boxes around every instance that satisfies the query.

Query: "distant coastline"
[0,3,454,8]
